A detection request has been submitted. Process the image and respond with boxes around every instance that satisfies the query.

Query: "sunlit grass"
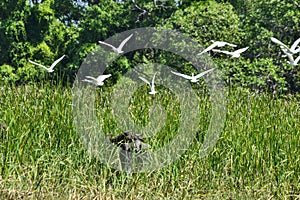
[0,83,299,199]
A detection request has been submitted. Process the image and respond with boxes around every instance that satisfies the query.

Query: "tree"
[165,0,243,46]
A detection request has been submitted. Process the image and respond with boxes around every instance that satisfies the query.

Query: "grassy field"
[0,82,299,199]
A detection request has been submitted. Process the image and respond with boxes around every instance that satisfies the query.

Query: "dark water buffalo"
[109,130,150,172]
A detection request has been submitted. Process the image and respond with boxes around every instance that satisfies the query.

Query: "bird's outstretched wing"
[97,74,112,82]
[212,49,231,55]
[281,48,295,64]
[82,79,96,84]
[50,55,65,70]
[151,72,158,86]
[271,37,289,50]
[85,76,98,81]
[194,68,215,79]
[199,41,237,55]
[198,43,218,55]
[118,34,133,50]
[214,41,237,47]
[139,76,150,85]
[29,60,48,70]
[234,47,249,54]
[293,55,300,65]
[171,71,192,79]
[223,41,237,47]
[98,41,116,49]
[290,38,300,52]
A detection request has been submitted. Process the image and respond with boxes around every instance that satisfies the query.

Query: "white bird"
[29,55,65,72]
[139,72,158,95]
[98,34,133,54]
[82,74,112,86]
[288,55,300,66]
[171,68,215,83]
[271,37,300,54]
[283,49,300,66]
[198,40,237,55]
[212,47,249,58]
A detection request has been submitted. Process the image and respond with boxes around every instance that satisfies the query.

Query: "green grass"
[0,82,299,199]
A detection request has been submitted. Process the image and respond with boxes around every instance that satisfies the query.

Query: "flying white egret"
[171,68,215,83]
[282,49,300,66]
[212,47,249,58]
[139,72,158,95]
[287,55,300,66]
[82,74,112,86]
[98,34,133,54]
[271,37,300,54]
[29,55,65,72]
[198,40,237,55]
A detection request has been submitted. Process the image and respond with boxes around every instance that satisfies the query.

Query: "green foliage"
[220,0,300,94]
[32,41,54,61]
[38,0,55,18]
[0,0,27,20]
[123,0,180,27]
[0,64,19,83]
[0,0,299,95]
[78,1,127,43]
[52,0,82,25]
[16,62,42,83]
[239,0,300,58]
[216,57,291,94]
[166,0,243,45]
[5,20,27,42]
[162,0,300,95]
